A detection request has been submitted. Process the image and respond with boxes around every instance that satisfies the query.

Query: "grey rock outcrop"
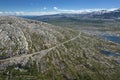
[0,16,77,59]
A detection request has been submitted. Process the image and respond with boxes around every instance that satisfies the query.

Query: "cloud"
[0,11,60,16]
[53,7,73,12]
[107,8,118,11]
[53,7,58,10]
[0,8,118,16]
[0,11,24,16]
[53,7,98,13]
[22,12,60,16]
[53,7,118,14]
[43,7,47,10]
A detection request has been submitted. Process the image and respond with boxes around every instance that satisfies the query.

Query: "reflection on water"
[81,30,120,44]
[100,50,120,56]
[101,35,120,44]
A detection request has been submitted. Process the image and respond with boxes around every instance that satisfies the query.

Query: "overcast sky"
[0,0,119,15]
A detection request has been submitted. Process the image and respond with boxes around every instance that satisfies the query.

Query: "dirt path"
[0,32,81,62]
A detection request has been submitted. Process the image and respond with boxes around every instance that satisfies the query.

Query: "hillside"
[0,16,120,80]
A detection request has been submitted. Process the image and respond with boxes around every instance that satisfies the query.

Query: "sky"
[0,0,120,15]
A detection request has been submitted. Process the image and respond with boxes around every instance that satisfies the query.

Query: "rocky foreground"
[0,16,120,80]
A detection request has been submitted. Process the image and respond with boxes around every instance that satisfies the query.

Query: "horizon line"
[0,8,119,16]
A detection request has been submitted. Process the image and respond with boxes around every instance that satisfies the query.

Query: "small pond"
[101,35,120,44]
[100,50,120,56]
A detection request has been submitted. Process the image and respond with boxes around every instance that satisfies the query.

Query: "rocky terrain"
[0,16,120,80]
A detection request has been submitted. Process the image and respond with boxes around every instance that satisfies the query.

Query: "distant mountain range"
[92,9,120,19]
[21,8,120,30]
[22,8,120,20]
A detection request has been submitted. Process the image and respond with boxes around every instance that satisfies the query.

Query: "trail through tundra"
[0,32,81,62]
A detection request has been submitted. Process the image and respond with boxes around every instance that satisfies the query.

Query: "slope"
[0,16,120,80]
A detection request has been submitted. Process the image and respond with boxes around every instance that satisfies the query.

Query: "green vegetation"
[0,16,120,80]
[0,32,120,80]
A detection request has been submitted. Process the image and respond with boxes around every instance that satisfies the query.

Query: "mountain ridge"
[22,8,120,20]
